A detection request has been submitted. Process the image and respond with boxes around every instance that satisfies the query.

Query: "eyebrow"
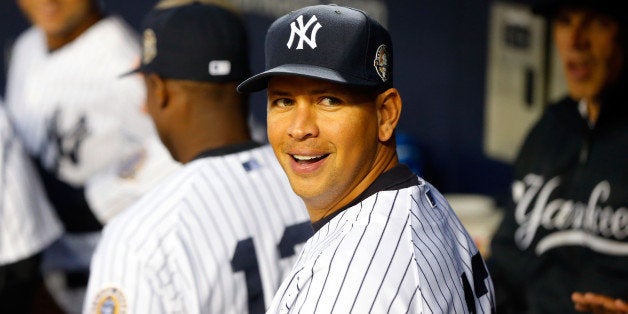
[268,87,346,97]
[267,90,291,97]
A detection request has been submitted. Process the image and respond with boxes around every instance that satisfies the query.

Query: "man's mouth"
[566,60,592,81]
[291,154,329,164]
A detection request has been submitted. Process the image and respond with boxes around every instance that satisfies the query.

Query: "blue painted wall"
[0,1,516,201]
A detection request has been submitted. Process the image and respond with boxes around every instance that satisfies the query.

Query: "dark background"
[0,0,538,203]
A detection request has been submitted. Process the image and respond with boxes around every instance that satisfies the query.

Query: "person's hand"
[572,292,628,314]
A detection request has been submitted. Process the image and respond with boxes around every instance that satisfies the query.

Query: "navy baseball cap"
[237,4,393,93]
[126,2,250,83]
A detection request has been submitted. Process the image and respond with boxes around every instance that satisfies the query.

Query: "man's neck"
[46,13,102,51]
[306,146,399,222]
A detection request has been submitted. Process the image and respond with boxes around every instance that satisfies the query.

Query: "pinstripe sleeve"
[410,182,495,313]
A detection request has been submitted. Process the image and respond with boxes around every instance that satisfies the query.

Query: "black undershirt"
[192,140,262,161]
[311,164,418,232]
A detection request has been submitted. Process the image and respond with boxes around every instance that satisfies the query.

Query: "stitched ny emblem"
[287,15,322,49]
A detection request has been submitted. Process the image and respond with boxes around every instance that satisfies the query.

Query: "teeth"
[293,155,323,161]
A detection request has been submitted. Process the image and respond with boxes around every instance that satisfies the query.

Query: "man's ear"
[146,73,168,109]
[376,88,402,142]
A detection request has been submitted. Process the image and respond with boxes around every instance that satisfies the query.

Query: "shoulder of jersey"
[12,26,44,53]
[96,16,141,50]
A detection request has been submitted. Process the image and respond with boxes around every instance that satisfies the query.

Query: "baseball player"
[4,0,155,311]
[0,98,63,312]
[237,4,496,313]
[84,2,311,313]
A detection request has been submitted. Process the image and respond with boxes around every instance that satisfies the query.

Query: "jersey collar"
[311,164,418,232]
[192,140,262,161]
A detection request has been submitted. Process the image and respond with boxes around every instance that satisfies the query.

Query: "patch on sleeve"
[117,149,147,179]
[91,286,127,314]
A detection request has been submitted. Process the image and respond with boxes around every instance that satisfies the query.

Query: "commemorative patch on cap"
[373,44,390,82]
[91,286,127,314]
[142,29,157,65]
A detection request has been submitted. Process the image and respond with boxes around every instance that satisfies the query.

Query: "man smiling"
[238,4,495,313]
[266,77,392,222]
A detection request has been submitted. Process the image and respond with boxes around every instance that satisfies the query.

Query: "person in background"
[4,0,156,311]
[84,2,311,313]
[489,0,628,313]
[84,133,181,225]
[0,97,63,313]
[237,4,495,312]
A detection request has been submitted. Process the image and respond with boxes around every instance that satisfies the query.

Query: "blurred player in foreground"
[84,2,311,313]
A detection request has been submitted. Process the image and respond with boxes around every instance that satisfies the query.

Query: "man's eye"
[273,98,293,107]
[319,97,342,106]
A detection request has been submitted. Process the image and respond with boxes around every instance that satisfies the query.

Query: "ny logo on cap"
[287,15,322,50]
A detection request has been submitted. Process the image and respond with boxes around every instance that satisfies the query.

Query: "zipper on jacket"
[579,139,589,164]
[578,100,594,165]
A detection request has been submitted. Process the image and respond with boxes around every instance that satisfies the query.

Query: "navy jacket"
[490,91,628,313]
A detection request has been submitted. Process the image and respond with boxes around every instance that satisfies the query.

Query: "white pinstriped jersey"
[5,15,153,186]
[0,102,63,265]
[268,165,495,313]
[84,144,312,314]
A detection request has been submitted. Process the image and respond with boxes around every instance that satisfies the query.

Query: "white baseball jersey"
[268,165,495,313]
[0,101,63,265]
[4,16,156,313]
[84,144,312,314]
[85,136,181,224]
[5,15,152,187]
